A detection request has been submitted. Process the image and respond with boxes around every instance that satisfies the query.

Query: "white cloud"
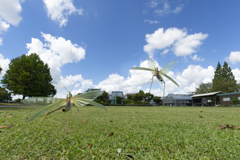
[0,21,10,45]
[232,68,240,83]
[144,19,159,24]
[161,49,169,55]
[173,33,208,57]
[226,51,240,64]
[0,53,10,79]
[95,58,216,98]
[144,27,186,57]
[191,55,204,61]
[43,0,84,27]
[0,0,22,26]
[0,0,23,45]
[172,4,183,14]
[144,27,208,58]
[0,21,10,34]
[154,2,170,16]
[26,32,86,86]
[149,1,159,8]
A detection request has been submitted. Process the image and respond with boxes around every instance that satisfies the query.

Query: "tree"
[212,61,239,93]
[232,97,238,106]
[0,87,12,102]
[145,92,154,102]
[94,90,109,105]
[153,96,161,104]
[0,65,2,75]
[116,96,123,104]
[1,53,56,99]
[195,82,213,94]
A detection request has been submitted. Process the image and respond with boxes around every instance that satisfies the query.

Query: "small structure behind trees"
[164,94,192,106]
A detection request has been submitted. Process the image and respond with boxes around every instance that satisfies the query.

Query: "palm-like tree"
[130,57,179,106]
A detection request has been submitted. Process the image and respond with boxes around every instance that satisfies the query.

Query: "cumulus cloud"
[0,0,23,26]
[0,54,10,77]
[232,68,240,83]
[96,60,161,95]
[0,53,10,79]
[26,32,86,86]
[43,0,84,27]
[144,19,159,24]
[0,21,10,45]
[95,58,217,98]
[144,27,208,59]
[144,28,186,57]
[0,0,23,45]
[173,33,208,57]
[226,51,240,64]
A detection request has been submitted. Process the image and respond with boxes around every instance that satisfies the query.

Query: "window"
[223,97,230,101]
[238,97,240,100]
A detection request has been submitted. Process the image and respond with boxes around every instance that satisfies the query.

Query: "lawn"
[0,105,240,159]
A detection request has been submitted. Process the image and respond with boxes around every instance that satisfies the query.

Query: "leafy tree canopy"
[94,90,109,105]
[212,61,239,93]
[153,96,161,104]
[1,53,56,99]
[195,82,213,94]
[0,87,12,102]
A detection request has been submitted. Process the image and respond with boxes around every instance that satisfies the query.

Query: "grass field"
[1,105,240,159]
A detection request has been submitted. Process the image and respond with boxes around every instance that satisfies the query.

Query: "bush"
[14,98,22,103]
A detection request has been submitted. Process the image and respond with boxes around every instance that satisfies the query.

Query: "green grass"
[0,103,25,106]
[1,106,240,159]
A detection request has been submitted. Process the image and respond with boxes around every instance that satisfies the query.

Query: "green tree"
[1,53,56,99]
[94,90,109,105]
[145,93,154,102]
[232,97,238,106]
[116,96,123,104]
[0,65,2,75]
[0,87,12,102]
[153,96,161,104]
[212,61,239,93]
[212,62,222,92]
[195,82,213,94]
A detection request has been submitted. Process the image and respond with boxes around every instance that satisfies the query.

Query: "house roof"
[191,91,221,98]
[217,92,240,96]
[167,94,192,100]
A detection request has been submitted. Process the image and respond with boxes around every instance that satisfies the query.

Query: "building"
[164,94,192,106]
[109,91,124,100]
[217,92,240,106]
[124,93,135,99]
[191,91,221,106]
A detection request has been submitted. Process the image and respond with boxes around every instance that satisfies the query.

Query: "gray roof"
[167,94,192,100]
[191,91,221,98]
[217,92,240,96]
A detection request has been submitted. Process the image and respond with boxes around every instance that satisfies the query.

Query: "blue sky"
[0,0,240,99]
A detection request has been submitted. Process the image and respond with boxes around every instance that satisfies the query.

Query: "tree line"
[85,89,161,106]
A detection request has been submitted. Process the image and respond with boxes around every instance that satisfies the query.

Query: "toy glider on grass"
[20,84,107,159]
[129,57,179,106]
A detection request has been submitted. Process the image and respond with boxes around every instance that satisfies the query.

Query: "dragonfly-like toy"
[130,57,179,106]
[20,85,107,159]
